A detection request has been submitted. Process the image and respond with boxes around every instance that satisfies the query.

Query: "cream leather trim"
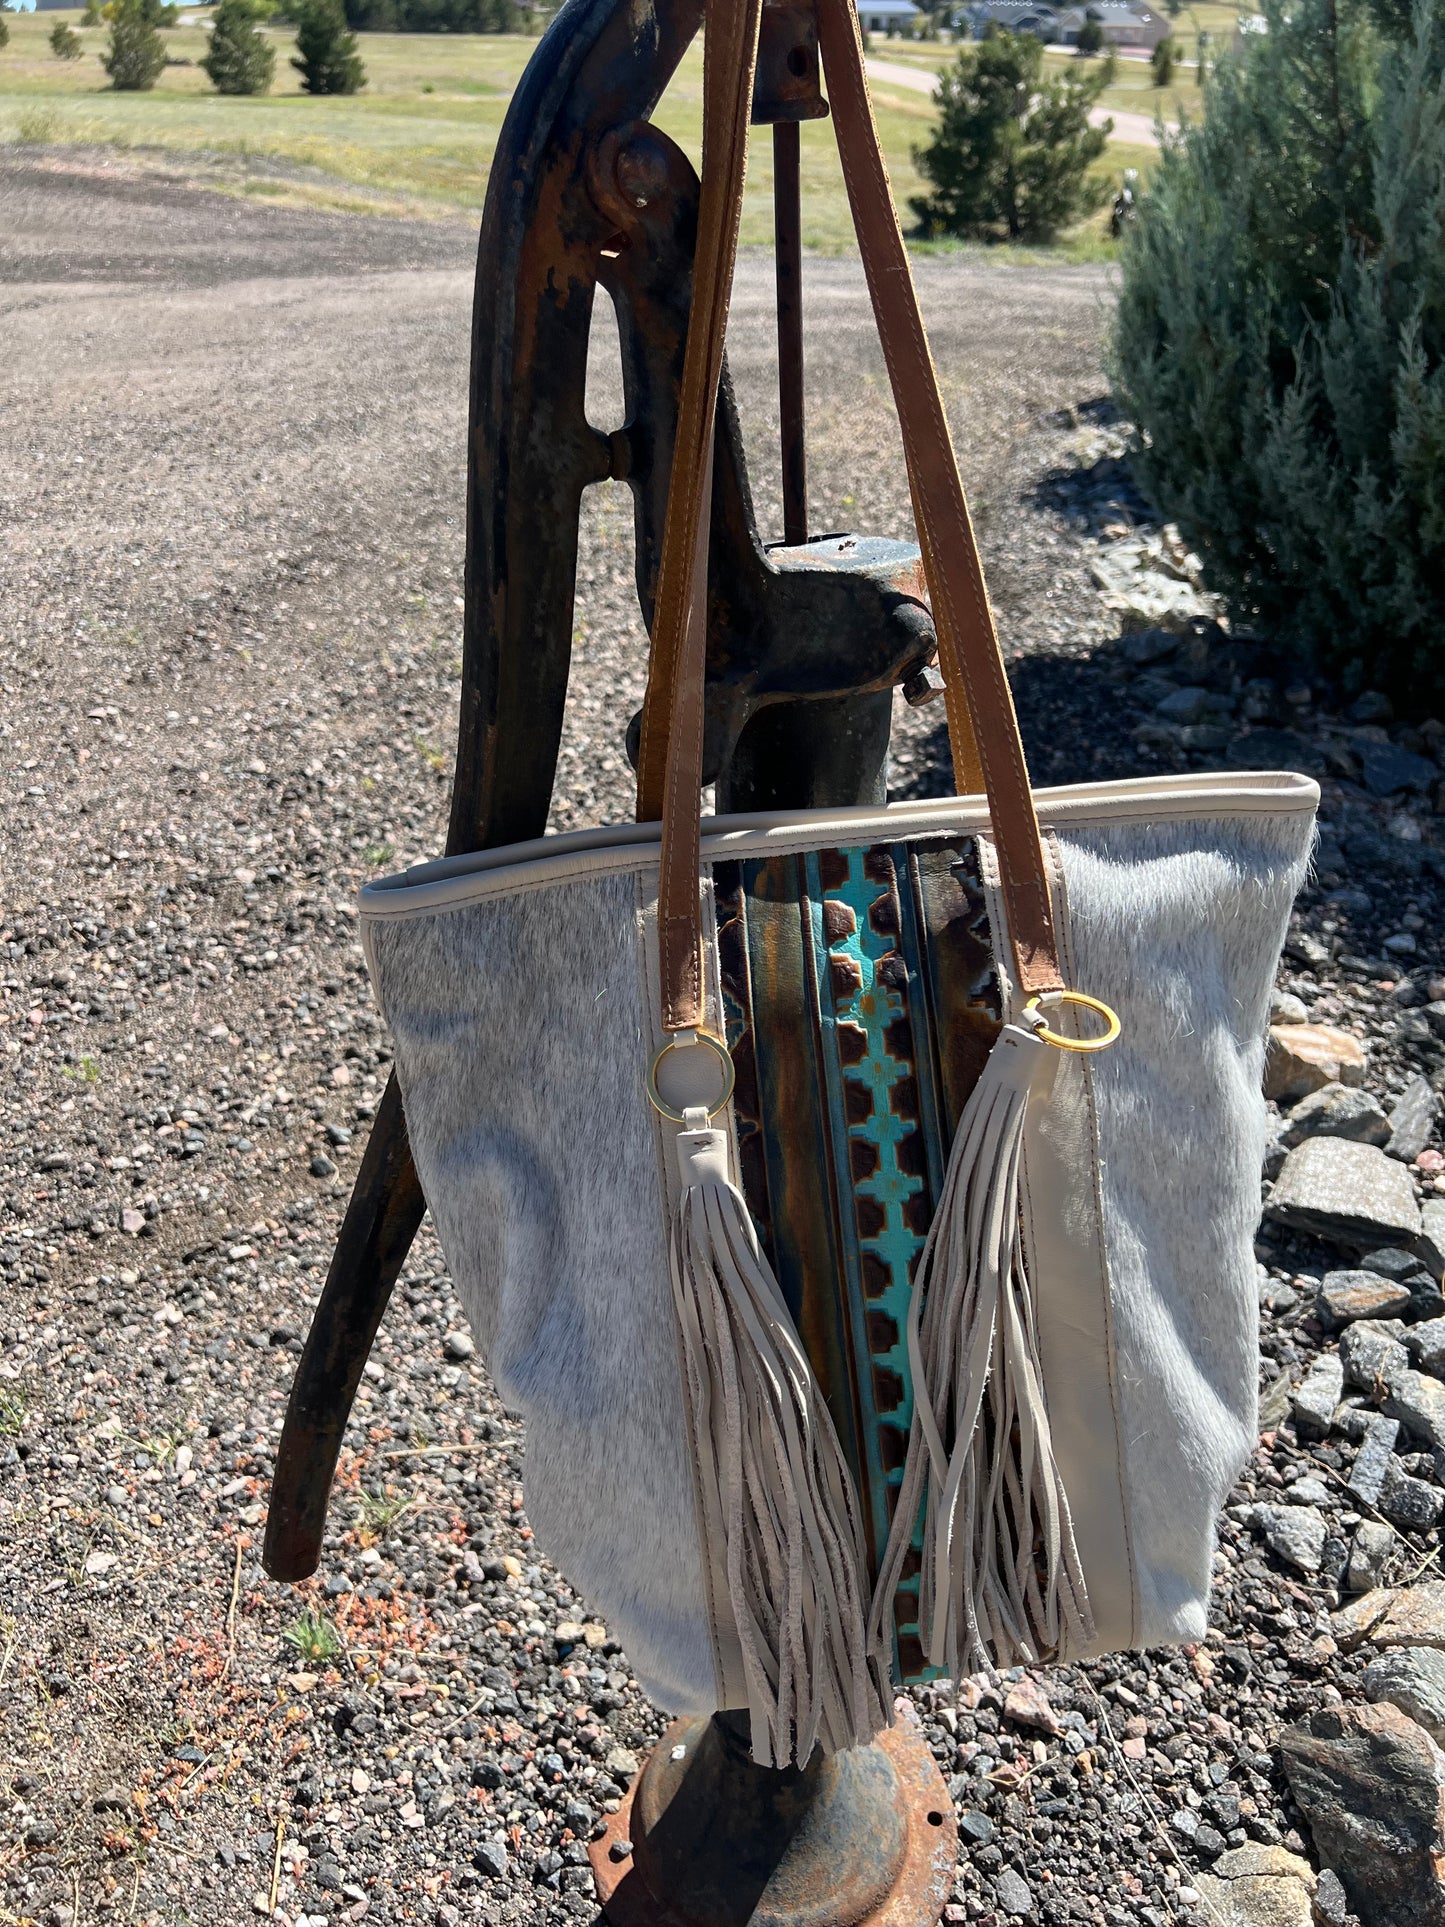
[358,772,1320,923]
[978,833,1138,1659]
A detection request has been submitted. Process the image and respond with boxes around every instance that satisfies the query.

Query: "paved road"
[866,53,1171,148]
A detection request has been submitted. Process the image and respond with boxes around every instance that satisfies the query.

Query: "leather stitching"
[817,0,1061,994]
[648,6,760,1030]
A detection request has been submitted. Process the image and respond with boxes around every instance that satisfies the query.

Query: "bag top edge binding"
[357,771,1320,923]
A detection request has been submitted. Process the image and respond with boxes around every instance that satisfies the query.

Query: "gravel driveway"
[5,146,1443,1927]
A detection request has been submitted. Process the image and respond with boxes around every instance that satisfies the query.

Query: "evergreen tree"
[1076,9,1106,52]
[82,0,104,23]
[291,0,364,92]
[1112,0,1445,702]
[51,20,85,56]
[102,0,168,88]
[0,13,9,53]
[911,30,1114,240]
[202,0,275,93]
[1150,34,1176,83]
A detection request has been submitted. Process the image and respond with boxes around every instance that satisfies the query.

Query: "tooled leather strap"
[637,0,1063,1027]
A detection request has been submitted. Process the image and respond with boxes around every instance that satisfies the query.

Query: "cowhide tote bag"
[357,0,1318,1769]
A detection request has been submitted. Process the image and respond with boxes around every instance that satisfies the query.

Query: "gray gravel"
[4,148,1445,1927]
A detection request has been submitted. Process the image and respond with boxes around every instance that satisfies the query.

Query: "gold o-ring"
[646,1031,737,1122]
[1022,990,1122,1054]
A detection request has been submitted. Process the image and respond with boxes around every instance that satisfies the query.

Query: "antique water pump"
[266,0,958,1916]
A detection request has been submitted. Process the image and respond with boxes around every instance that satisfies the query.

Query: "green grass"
[0,10,939,242]
[355,1484,410,1538]
[281,1609,343,1665]
[0,6,1158,248]
[0,10,528,208]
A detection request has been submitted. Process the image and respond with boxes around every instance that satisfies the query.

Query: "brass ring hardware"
[646,1030,737,1121]
[1022,990,1122,1054]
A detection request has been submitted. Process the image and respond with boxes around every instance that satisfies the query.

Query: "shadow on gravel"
[893,613,1444,976]
[1024,395,1155,536]
[898,626,1337,798]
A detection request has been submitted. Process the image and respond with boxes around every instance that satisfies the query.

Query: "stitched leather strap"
[637,0,1063,1026]
[637,0,762,1031]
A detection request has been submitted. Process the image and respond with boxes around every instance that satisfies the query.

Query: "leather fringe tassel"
[670,1107,892,1768]
[867,1023,1094,1680]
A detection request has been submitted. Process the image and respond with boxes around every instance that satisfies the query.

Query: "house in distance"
[963,0,1170,47]
[857,0,924,31]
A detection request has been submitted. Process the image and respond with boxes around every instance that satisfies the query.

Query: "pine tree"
[202,0,275,93]
[1150,34,1176,84]
[1076,10,1106,52]
[102,0,168,89]
[1111,0,1445,702]
[0,13,9,53]
[51,20,85,57]
[291,0,365,94]
[910,30,1114,241]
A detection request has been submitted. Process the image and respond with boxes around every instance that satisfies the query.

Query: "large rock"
[1291,1352,1344,1437]
[1359,740,1440,798]
[1279,1702,1445,1927]
[1389,1074,1441,1164]
[1266,1137,1422,1250]
[1420,1199,1445,1280]
[1156,684,1210,724]
[1192,1844,1316,1927]
[1319,1270,1414,1326]
[1281,1083,1391,1149]
[1364,1246,1444,1318]
[1379,1457,1445,1530]
[1385,1368,1445,1449]
[1090,537,1217,631]
[1377,1582,1445,1651]
[1332,1588,1400,1650]
[1364,1246,1440,1287]
[1347,1412,1402,1505]
[1408,1319,1445,1378]
[1227,729,1318,775]
[1334,1581,1445,1654]
[1265,1025,1367,1102]
[1365,1648,1445,1747]
[1340,1323,1409,1396]
[1248,1503,1327,1574]
[1347,1520,1397,1593]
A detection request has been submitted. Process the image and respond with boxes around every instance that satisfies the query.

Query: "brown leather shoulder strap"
[637,0,1063,1026]
[814,0,1060,994]
[636,0,763,1030]
[634,6,759,833]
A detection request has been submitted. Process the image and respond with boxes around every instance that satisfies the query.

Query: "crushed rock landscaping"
[6,152,1445,1927]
